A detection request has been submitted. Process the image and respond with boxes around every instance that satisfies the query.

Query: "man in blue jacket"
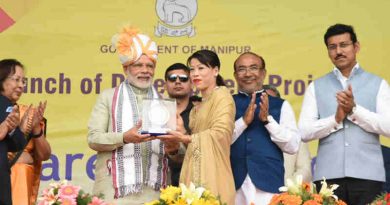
[231,52,301,205]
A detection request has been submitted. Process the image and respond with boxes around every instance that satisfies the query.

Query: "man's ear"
[354,41,360,53]
[233,72,238,81]
[262,68,267,76]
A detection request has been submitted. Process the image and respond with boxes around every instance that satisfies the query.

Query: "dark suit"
[0,95,26,205]
[231,93,285,193]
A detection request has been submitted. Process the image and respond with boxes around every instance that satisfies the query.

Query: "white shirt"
[299,63,390,142]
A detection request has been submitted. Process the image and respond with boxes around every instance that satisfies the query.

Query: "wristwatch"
[30,129,43,138]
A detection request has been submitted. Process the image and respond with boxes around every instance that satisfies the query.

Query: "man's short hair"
[324,23,358,46]
[164,63,190,81]
[233,52,266,72]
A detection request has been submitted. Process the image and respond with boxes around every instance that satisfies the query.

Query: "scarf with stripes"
[110,80,168,198]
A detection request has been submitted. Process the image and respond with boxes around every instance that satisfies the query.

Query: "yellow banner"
[1,0,390,193]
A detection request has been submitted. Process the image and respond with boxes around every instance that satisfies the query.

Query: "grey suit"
[299,67,390,204]
[313,68,384,182]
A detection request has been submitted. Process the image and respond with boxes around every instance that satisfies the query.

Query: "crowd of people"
[1,23,389,205]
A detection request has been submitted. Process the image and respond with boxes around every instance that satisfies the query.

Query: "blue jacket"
[231,92,285,193]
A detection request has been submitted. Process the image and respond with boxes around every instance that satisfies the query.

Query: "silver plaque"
[141,98,176,136]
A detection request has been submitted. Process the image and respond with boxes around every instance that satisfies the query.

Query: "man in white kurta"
[87,26,168,205]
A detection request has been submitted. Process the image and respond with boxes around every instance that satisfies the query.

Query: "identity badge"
[6,106,13,113]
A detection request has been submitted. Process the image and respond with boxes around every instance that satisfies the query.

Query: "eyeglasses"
[327,41,354,51]
[167,74,189,83]
[7,76,27,86]
[236,66,261,75]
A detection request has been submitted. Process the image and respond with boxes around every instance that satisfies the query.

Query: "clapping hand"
[335,85,355,123]
[0,106,20,140]
[243,92,269,125]
[259,92,269,122]
[31,101,47,135]
[6,106,20,131]
[20,104,33,135]
[243,92,257,125]
[336,85,355,114]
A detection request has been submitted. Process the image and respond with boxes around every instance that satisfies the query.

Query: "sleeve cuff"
[115,133,126,145]
[265,115,277,129]
[347,104,361,123]
[330,116,343,133]
[236,117,248,133]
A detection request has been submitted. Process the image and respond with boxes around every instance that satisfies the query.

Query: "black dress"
[0,95,26,205]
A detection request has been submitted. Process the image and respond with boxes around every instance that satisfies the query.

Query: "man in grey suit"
[299,23,390,204]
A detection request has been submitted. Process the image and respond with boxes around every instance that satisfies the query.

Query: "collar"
[332,63,360,80]
[0,94,16,105]
[238,89,264,96]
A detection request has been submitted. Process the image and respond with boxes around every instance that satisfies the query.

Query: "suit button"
[247,138,251,142]
[345,142,349,147]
